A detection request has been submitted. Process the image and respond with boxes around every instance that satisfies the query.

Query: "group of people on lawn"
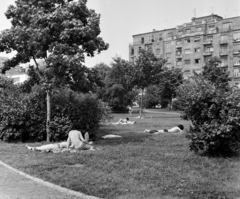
[26,116,184,153]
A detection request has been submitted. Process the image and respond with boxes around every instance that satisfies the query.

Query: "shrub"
[177,75,240,155]
[172,98,184,111]
[0,82,109,142]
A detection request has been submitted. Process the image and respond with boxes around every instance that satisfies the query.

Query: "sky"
[0,0,240,67]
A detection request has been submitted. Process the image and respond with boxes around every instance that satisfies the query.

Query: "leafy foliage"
[159,68,183,106]
[140,85,161,108]
[0,80,108,142]
[131,49,166,90]
[103,56,137,112]
[201,56,231,91]
[0,0,109,141]
[177,75,240,155]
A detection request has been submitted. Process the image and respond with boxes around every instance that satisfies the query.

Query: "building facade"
[129,14,240,86]
[5,66,29,84]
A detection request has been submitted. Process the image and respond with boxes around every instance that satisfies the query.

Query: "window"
[220,35,228,41]
[178,30,183,35]
[150,36,155,42]
[177,59,182,66]
[131,48,134,55]
[204,46,213,52]
[196,26,202,32]
[176,50,182,56]
[131,57,135,63]
[209,25,215,31]
[184,59,190,64]
[184,38,190,43]
[223,22,232,30]
[194,48,201,53]
[165,41,171,48]
[138,47,142,52]
[168,32,173,38]
[141,37,144,44]
[205,36,213,42]
[156,44,160,54]
[221,45,228,52]
[186,29,191,34]
[185,48,190,54]
[194,37,201,42]
[195,59,201,64]
[166,53,171,58]
[176,40,182,46]
[234,68,240,77]
[145,44,152,51]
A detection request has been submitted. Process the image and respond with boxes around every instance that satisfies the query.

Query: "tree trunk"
[140,88,143,118]
[46,90,51,142]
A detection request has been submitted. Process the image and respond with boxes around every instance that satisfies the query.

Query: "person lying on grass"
[144,124,184,134]
[26,130,99,153]
[107,117,136,125]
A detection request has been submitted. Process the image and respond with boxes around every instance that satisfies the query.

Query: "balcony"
[176,44,182,48]
[234,61,240,66]
[208,29,217,34]
[176,53,182,58]
[233,38,240,43]
[233,50,240,56]
[220,39,229,44]
[220,50,228,56]
[203,40,213,45]
[203,51,213,56]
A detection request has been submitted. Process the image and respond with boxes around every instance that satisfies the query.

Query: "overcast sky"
[0,0,240,67]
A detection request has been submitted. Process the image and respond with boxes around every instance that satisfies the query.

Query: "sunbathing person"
[110,117,136,125]
[26,130,98,152]
[144,124,184,134]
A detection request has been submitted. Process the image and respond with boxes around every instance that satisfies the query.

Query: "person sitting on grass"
[26,130,98,152]
[109,117,136,125]
[144,124,184,134]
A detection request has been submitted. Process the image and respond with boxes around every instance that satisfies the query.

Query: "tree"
[104,56,136,112]
[177,75,240,155]
[0,0,108,141]
[91,62,110,99]
[201,56,231,91]
[131,49,166,117]
[159,68,183,109]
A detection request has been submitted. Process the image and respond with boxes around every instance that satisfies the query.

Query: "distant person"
[108,117,136,125]
[144,124,184,134]
[128,105,132,116]
[26,131,98,152]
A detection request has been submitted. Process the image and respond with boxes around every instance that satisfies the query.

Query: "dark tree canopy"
[0,0,109,90]
[132,49,166,90]
[0,0,109,141]
[201,56,231,91]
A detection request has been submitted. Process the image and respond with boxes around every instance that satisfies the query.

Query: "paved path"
[0,162,99,199]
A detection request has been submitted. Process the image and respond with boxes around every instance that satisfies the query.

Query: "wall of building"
[129,14,240,85]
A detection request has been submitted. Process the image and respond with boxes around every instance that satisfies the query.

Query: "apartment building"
[129,14,240,86]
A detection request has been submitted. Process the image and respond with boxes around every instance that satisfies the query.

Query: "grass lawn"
[1,112,240,199]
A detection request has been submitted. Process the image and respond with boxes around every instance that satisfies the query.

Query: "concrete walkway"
[0,161,99,199]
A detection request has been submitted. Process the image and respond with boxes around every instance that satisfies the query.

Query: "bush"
[160,99,169,108]
[172,98,184,111]
[177,75,240,155]
[0,82,109,142]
